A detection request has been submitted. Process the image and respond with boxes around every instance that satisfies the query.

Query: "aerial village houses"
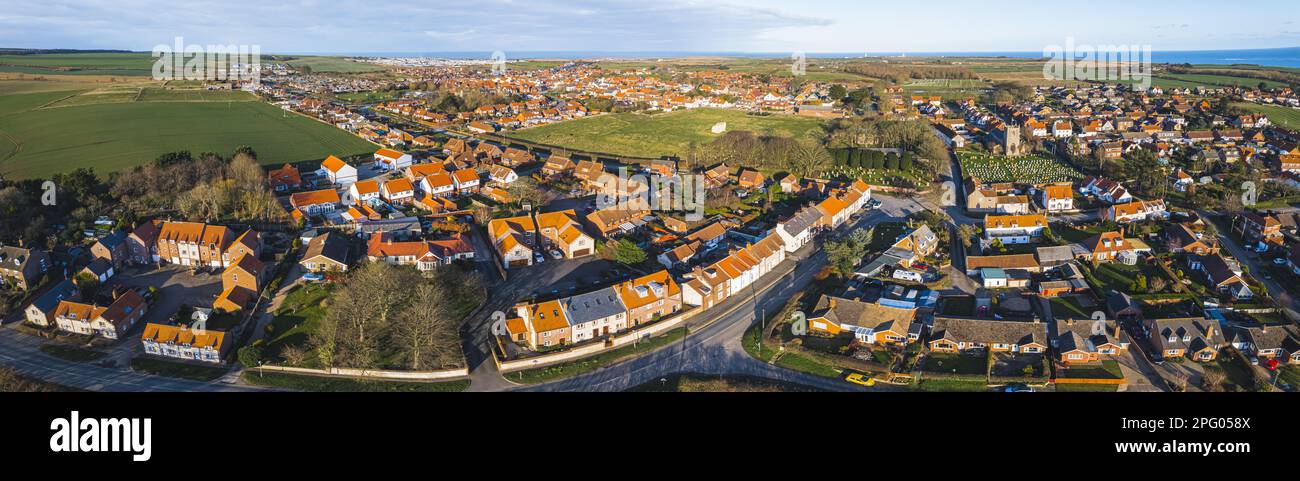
[381,178,416,204]
[807,295,919,345]
[506,270,682,349]
[1229,325,1300,365]
[374,148,413,171]
[682,233,787,310]
[154,222,262,269]
[349,179,382,206]
[290,189,343,217]
[24,279,78,327]
[1053,318,1130,365]
[52,290,148,340]
[928,317,1048,355]
[1036,184,1074,212]
[366,233,474,271]
[1144,317,1222,361]
[299,231,351,273]
[140,323,229,363]
[267,164,302,192]
[0,244,49,291]
[318,155,359,185]
[984,214,1048,245]
[214,253,265,312]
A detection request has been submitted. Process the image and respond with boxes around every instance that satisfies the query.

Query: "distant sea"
[295,47,1300,69]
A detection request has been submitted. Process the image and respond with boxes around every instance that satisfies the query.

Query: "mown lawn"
[39,344,107,363]
[506,108,825,159]
[922,352,988,375]
[915,379,988,392]
[264,284,333,361]
[1055,383,1118,392]
[130,357,229,382]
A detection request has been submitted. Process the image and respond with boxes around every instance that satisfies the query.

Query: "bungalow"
[1169,168,1194,192]
[1053,318,1129,365]
[807,295,918,345]
[1188,254,1253,300]
[1144,317,1222,361]
[299,231,350,273]
[140,323,228,363]
[928,317,1048,354]
[1079,231,1138,264]
[657,241,701,269]
[984,214,1048,245]
[1229,325,1300,365]
[964,254,1041,276]
[586,198,651,237]
[366,233,474,271]
[373,148,413,171]
[1166,223,1219,256]
[289,189,342,216]
[318,155,358,185]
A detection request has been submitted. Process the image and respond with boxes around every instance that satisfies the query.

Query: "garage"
[572,249,591,257]
[508,259,530,268]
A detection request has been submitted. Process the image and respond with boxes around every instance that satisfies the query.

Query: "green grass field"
[506,108,826,159]
[0,89,376,179]
[0,53,155,76]
[1233,102,1300,130]
[286,56,386,73]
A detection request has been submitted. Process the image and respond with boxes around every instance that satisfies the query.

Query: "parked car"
[1003,383,1035,393]
[549,249,563,260]
[844,372,875,387]
[534,253,546,263]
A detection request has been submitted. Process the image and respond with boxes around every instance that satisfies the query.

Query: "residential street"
[485,194,923,392]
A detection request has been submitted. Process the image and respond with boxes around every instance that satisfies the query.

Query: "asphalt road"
[0,327,261,392]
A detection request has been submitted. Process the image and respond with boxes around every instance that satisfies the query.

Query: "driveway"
[105,264,224,328]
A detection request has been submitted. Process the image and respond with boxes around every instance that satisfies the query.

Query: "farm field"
[285,56,386,73]
[0,90,376,179]
[957,152,1083,184]
[1233,102,1300,130]
[0,52,155,76]
[506,108,826,159]
[1156,73,1287,89]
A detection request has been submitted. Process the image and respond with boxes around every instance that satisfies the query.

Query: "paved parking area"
[104,264,224,328]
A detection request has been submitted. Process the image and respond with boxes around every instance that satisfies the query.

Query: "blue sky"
[2,0,1298,54]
